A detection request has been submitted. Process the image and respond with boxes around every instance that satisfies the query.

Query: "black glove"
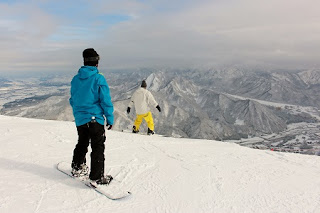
[156,105,161,112]
[127,107,131,114]
[106,124,112,130]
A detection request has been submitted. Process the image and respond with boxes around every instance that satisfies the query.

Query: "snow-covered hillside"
[2,69,320,143]
[0,115,319,213]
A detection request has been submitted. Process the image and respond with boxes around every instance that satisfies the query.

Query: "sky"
[1,0,320,73]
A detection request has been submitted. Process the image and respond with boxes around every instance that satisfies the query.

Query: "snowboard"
[57,161,131,200]
[121,129,166,136]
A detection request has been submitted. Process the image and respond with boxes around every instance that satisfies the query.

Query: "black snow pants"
[72,121,106,180]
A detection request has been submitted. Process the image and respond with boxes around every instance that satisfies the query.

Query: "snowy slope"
[0,115,319,213]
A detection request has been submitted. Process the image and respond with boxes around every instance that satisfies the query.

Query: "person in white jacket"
[127,80,161,135]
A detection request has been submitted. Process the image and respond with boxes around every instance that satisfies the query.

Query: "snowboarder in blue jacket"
[69,48,114,184]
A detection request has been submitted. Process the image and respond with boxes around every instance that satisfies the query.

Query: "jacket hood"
[78,66,98,79]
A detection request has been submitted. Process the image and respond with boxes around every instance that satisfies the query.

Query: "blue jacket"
[69,66,114,126]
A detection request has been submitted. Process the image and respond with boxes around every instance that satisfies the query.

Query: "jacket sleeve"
[69,78,75,107]
[128,92,135,108]
[97,75,114,125]
[147,91,158,108]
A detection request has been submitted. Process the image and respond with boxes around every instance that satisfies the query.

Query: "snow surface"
[0,115,320,213]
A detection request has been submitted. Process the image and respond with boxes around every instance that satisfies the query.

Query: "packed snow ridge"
[0,115,319,213]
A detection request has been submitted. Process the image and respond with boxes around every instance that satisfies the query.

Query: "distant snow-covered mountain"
[183,68,320,108]
[0,68,319,147]
[115,72,300,140]
[298,68,320,85]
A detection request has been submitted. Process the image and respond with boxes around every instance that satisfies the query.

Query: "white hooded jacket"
[128,87,158,115]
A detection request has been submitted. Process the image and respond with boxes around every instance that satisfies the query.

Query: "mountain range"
[1,68,319,144]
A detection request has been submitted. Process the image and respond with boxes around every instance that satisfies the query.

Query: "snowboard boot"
[71,163,89,177]
[132,126,139,133]
[91,175,113,186]
[147,128,155,135]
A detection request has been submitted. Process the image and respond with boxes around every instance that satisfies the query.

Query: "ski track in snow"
[0,115,320,213]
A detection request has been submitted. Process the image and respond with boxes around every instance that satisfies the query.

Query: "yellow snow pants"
[134,111,154,131]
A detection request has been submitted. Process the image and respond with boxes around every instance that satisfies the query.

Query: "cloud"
[94,0,148,17]
[1,0,320,72]
[93,0,320,70]
[0,2,59,70]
